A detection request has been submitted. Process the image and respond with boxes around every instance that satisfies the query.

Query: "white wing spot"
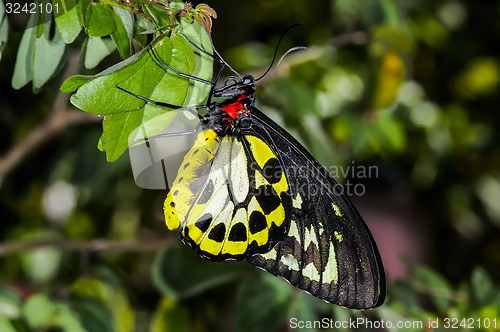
[292,193,303,209]
[303,262,321,281]
[281,254,300,271]
[288,220,300,239]
[303,226,315,251]
[322,244,338,284]
[230,140,249,203]
[259,247,277,260]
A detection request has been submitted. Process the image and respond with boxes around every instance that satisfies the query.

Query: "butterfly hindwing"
[246,107,386,309]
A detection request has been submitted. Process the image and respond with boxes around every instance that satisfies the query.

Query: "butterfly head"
[212,75,256,99]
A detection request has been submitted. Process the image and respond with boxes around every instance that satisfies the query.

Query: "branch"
[0,110,100,187]
[0,238,172,257]
[331,31,368,47]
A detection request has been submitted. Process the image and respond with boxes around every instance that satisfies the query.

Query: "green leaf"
[0,289,22,318]
[111,7,133,58]
[142,4,172,29]
[414,266,452,313]
[72,278,134,332]
[114,7,133,39]
[0,318,16,332]
[392,279,419,309]
[61,50,142,93]
[235,274,290,332]
[332,305,352,327]
[70,37,173,115]
[265,77,318,117]
[21,294,86,332]
[290,290,331,327]
[172,31,196,73]
[72,298,114,332]
[134,18,156,47]
[70,33,200,160]
[168,1,184,11]
[102,110,143,162]
[378,306,423,332]
[53,0,83,44]
[149,298,190,332]
[97,134,106,151]
[178,18,213,107]
[373,113,406,152]
[17,231,63,284]
[0,1,8,61]
[350,120,371,156]
[53,304,87,332]
[301,115,338,168]
[35,0,46,38]
[67,22,214,161]
[72,279,110,308]
[33,19,66,89]
[84,37,115,69]
[80,0,92,25]
[152,243,250,300]
[138,33,196,139]
[22,294,55,327]
[60,74,95,92]
[471,266,496,307]
[86,2,115,37]
[12,14,36,89]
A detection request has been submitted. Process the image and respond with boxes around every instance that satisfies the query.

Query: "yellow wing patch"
[164,129,220,230]
[245,135,276,169]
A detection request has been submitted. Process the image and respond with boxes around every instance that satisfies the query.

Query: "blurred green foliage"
[1,0,500,331]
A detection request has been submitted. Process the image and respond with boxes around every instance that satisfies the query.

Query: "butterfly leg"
[130,123,201,146]
[179,32,223,64]
[179,32,242,80]
[149,47,214,85]
[116,86,204,118]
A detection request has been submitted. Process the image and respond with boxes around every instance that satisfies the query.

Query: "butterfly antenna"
[207,63,226,106]
[255,46,306,82]
[179,31,242,82]
[255,24,304,82]
[149,46,214,85]
[179,32,224,64]
[208,32,243,81]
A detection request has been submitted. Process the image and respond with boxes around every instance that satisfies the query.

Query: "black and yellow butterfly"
[122,30,385,309]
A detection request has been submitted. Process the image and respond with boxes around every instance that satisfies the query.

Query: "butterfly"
[121,27,385,309]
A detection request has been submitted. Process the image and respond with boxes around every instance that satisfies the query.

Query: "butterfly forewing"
[164,129,291,261]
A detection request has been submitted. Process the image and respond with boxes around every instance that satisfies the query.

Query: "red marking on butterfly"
[221,95,247,119]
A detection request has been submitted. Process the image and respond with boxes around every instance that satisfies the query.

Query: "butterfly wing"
[245,107,386,309]
[164,128,291,262]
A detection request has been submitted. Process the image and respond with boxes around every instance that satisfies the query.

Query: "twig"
[0,238,171,257]
[331,31,368,47]
[0,110,100,187]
